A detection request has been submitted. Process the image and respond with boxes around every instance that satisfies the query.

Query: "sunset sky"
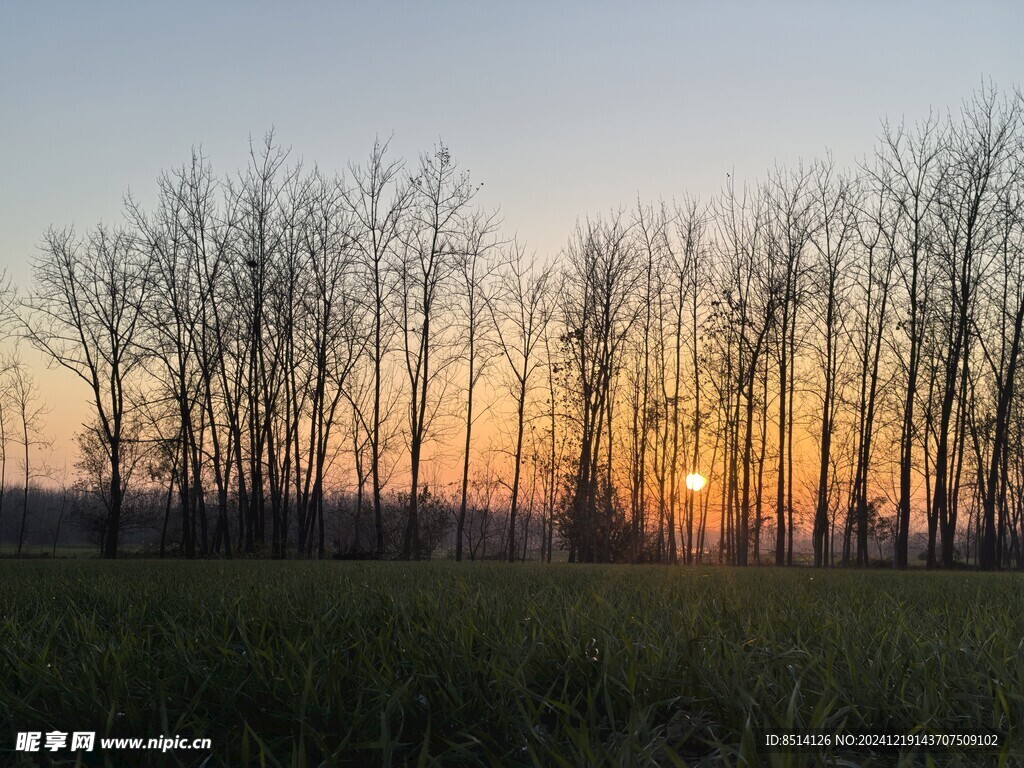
[2,0,1023,465]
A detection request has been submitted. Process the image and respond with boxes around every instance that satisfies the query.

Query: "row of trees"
[6,84,1024,567]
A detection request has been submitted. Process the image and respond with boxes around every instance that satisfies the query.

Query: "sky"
[1,0,1023,463]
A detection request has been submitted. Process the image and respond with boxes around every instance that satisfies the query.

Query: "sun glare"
[685,473,707,493]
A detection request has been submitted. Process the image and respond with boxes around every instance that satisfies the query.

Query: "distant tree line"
[5,83,1024,568]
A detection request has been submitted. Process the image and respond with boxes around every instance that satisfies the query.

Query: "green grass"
[0,562,1021,767]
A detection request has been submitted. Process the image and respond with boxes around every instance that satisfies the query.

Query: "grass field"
[0,562,1021,767]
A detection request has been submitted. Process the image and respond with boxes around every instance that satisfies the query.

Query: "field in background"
[1,562,1021,766]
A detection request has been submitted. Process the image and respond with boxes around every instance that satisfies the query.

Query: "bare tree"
[933,87,1020,568]
[763,164,815,565]
[560,214,642,562]
[398,144,478,559]
[294,170,363,558]
[344,138,411,557]
[454,210,500,561]
[489,242,554,561]
[875,114,945,569]
[0,275,12,548]
[672,198,708,563]
[24,226,150,558]
[129,156,214,557]
[3,359,51,556]
[809,160,859,567]
[0,364,8,548]
[844,167,898,566]
[713,179,774,566]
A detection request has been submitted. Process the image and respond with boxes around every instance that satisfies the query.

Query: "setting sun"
[685,473,707,493]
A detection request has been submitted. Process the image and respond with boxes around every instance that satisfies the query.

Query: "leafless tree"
[398,144,478,559]
[808,160,860,567]
[489,242,554,561]
[932,87,1020,567]
[24,225,150,558]
[712,179,775,566]
[6,359,50,555]
[843,166,898,566]
[454,210,500,561]
[874,114,946,569]
[344,138,411,557]
[560,214,642,562]
[762,164,815,564]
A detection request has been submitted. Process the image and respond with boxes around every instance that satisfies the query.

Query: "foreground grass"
[0,562,1021,766]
